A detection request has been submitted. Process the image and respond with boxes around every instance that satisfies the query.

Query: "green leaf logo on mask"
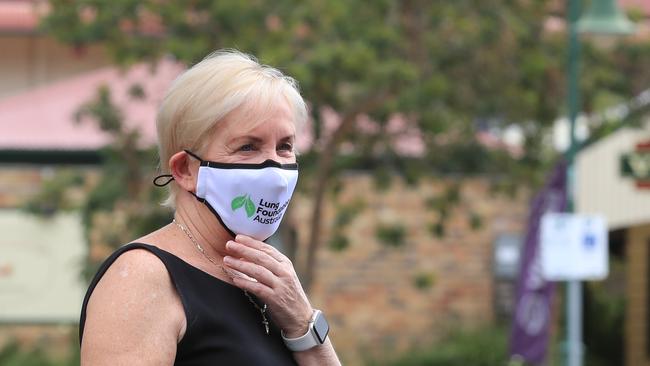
[231,194,256,218]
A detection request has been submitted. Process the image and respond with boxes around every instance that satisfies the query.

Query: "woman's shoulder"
[104,244,170,282]
[87,244,183,315]
[81,244,186,354]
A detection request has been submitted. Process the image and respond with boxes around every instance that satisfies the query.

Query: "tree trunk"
[300,93,389,293]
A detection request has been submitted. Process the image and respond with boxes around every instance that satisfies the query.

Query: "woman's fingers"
[225,238,289,277]
[229,270,275,300]
[235,235,289,263]
[224,234,313,334]
[223,255,278,288]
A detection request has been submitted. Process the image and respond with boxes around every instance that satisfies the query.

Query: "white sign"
[0,211,87,322]
[540,213,608,281]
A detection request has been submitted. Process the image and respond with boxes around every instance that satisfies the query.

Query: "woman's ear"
[169,151,197,192]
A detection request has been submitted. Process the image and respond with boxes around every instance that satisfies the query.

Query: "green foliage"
[328,233,350,252]
[327,198,366,252]
[74,86,123,133]
[413,272,436,291]
[469,212,483,230]
[425,185,483,237]
[444,185,461,205]
[129,205,174,241]
[375,223,406,247]
[333,199,366,228]
[430,220,446,238]
[583,261,625,366]
[366,326,509,366]
[23,170,85,216]
[17,83,216,280]
[373,167,393,191]
[425,185,462,239]
[128,83,146,99]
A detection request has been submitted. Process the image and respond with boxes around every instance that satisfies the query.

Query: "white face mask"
[154,150,299,241]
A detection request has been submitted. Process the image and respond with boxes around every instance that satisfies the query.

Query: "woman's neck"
[174,192,232,263]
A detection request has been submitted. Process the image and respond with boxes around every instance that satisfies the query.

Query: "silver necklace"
[172,219,270,335]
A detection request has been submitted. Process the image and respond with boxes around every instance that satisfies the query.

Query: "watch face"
[313,312,330,344]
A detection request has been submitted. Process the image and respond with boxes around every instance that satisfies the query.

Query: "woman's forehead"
[218,98,296,139]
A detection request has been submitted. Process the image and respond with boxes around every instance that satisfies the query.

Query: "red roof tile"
[0,58,184,151]
[0,1,46,33]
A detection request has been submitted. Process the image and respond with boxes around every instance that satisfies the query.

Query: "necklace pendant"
[260,310,270,335]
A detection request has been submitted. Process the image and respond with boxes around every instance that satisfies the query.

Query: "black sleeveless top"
[79,243,298,365]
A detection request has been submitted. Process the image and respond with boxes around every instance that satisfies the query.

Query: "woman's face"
[202,99,297,164]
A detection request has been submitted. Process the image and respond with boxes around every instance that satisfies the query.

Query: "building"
[576,117,650,366]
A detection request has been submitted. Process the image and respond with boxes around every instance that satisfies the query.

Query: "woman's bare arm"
[292,338,341,366]
[81,249,186,366]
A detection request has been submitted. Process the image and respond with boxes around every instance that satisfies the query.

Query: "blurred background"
[1,0,650,365]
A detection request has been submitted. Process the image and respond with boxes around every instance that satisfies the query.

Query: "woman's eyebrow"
[279,135,295,142]
[228,134,295,144]
[228,135,263,144]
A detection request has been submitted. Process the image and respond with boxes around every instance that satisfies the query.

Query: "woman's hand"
[222,234,313,337]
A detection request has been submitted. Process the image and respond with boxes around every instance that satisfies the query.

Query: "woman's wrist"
[281,308,314,338]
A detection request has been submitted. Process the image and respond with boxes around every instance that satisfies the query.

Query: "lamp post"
[565,1,634,366]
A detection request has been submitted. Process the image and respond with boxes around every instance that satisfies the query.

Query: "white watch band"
[281,310,325,352]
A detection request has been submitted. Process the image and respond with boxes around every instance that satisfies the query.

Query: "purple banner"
[509,160,567,365]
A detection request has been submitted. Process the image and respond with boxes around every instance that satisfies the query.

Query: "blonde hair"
[156,49,308,208]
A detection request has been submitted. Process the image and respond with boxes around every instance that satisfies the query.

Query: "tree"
[41,0,650,291]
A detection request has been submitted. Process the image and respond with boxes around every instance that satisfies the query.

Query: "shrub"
[366,326,508,366]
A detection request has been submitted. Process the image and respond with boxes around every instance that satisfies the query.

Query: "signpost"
[540,213,609,281]
[564,1,633,365]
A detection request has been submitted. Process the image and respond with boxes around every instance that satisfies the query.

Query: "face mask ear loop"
[184,149,205,163]
[153,174,174,187]
[182,150,207,203]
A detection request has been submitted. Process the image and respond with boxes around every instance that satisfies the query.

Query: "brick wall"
[292,173,528,364]
[0,166,529,364]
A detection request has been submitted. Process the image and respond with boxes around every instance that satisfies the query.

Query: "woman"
[79,50,341,365]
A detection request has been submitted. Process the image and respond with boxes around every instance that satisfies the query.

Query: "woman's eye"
[278,143,293,151]
[239,144,255,152]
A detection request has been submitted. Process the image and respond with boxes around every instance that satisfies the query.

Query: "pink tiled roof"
[0,58,185,151]
[0,1,44,33]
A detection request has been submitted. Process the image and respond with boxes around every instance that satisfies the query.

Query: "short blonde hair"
[156,49,308,208]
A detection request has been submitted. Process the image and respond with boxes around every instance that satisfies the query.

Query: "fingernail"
[226,241,235,249]
[223,256,233,264]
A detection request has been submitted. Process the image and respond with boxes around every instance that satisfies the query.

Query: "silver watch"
[281,310,330,352]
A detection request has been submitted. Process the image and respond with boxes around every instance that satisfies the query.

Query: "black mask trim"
[191,191,238,239]
[184,149,298,170]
